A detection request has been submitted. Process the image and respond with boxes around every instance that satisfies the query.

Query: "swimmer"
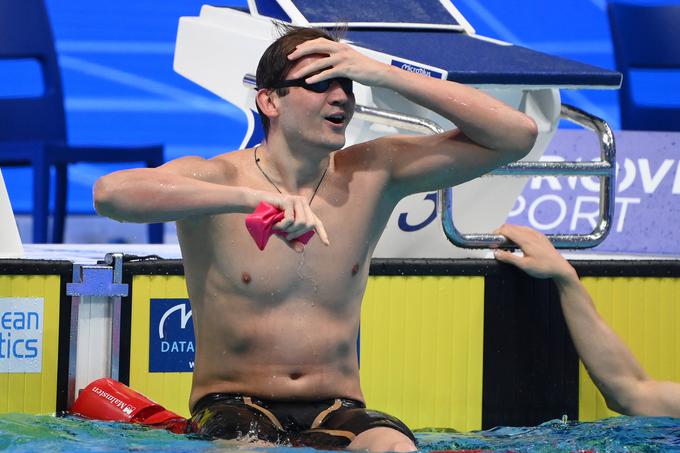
[494,224,680,417]
[94,26,537,451]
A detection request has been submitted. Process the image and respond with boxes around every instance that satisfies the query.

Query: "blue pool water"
[0,414,678,452]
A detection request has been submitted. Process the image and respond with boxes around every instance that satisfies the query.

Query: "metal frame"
[65,253,127,408]
[356,104,616,249]
[243,74,616,249]
[445,104,616,249]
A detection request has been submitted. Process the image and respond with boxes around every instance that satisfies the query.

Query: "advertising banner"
[149,298,195,373]
[0,298,44,373]
[509,130,680,255]
[373,130,680,257]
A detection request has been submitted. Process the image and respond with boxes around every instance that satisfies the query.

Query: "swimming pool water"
[0,414,678,452]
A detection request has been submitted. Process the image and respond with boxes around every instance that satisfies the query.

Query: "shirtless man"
[94,27,537,451]
[494,224,680,418]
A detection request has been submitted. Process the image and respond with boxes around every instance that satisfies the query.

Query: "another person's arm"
[493,224,680,417]
[287,39,538,194]
[93,156,329,245]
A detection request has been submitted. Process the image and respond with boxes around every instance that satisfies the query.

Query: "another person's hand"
[249,190,330,251]
[287,38,388,87]
[492,224,576,283]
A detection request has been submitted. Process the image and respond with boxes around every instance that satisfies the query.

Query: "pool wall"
[1,257,678,429]
[0,261,71,414]
[112,259,680,430]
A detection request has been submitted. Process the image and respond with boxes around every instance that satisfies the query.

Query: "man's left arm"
[494,224,680,418]
[288,38,538,195]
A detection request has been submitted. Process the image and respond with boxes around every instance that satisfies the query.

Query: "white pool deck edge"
[7,243,679,265]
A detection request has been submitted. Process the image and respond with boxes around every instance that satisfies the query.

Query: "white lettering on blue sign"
[0,298,44,373]
[160,340,195,353]
[391,59,445,79]
[149,299,195,373]
[158,303,192,339]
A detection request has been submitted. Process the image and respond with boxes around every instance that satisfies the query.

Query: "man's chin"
[328,141,346,151]
[321,134,346,151]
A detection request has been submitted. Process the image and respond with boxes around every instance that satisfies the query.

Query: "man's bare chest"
[179,190,391,307]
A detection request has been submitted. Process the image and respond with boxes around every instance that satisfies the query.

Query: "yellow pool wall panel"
[128,275,193,418]
[0,274,62,414]
[360,275,485,432]
[128,273,485,428]
[578,276,680,420]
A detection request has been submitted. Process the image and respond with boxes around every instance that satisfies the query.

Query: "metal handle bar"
[441,104,615,249]
[244,74,616,249]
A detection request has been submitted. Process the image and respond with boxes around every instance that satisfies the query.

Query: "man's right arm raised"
[94,155,330,246]
[94,156,257,223]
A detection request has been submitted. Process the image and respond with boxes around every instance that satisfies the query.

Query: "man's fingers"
[304,68,339,84]
[279,201,294,229]
[494,223,518,239]
[313,217,330,246]
[301,204,329,245]
[493,249,524,268]
[288,39,337,59]
[494,223,531,248]
[290,239,305,253]
[280,237,304,253]
[285,201,314,238]
[267,195,329,248]
[274,199,305,234]
[290,59,337,81]
[290,199,309,234]
[288,205,330,246]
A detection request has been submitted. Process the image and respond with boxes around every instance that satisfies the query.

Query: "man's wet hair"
[255,24,340,137]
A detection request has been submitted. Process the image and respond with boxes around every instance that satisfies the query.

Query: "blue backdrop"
[1,0,677,214]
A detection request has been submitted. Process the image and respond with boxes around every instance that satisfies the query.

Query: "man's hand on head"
[492,224,577,283]
[287,38,389,87]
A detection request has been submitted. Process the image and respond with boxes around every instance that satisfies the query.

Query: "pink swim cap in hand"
[245,201,315,250]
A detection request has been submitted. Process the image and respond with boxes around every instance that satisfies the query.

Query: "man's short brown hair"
[255,25,338,136]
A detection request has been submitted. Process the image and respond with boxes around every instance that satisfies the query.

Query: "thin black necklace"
[254,146,329,205]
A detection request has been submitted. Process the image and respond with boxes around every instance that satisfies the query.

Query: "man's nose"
[329,84,353,107]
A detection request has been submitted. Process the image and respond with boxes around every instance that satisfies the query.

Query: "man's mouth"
[324,113,346,125]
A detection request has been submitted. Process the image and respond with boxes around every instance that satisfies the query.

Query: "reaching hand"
[255,191,330,252]
[492,224,576,282]
[287,38,388,87]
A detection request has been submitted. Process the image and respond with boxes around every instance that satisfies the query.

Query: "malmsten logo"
[91,385,137,416]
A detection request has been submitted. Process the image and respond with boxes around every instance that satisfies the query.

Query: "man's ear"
[256,89,280,120]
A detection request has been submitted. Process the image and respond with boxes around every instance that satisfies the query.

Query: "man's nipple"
[241,272,252,284]
[351,263,359,276]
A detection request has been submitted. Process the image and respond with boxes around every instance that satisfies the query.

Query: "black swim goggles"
[269,77,353,96]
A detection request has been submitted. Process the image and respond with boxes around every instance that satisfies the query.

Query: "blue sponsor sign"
[149,298,195,372]
[508,130,680,255]
[389,130,680,257]
[391,59,445,79]
[0,298,44,373]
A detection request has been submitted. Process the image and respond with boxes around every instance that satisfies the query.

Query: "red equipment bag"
[71,378,188,434]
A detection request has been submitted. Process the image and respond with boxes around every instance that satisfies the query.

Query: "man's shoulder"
[164,149,246,183]
[335,137,394,170]
[209,148,249,165]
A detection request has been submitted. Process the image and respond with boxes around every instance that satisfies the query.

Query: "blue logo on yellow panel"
[149,298,195,372]
[0,298,44,373]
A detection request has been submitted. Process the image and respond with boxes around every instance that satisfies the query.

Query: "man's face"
[274,54,355,151]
